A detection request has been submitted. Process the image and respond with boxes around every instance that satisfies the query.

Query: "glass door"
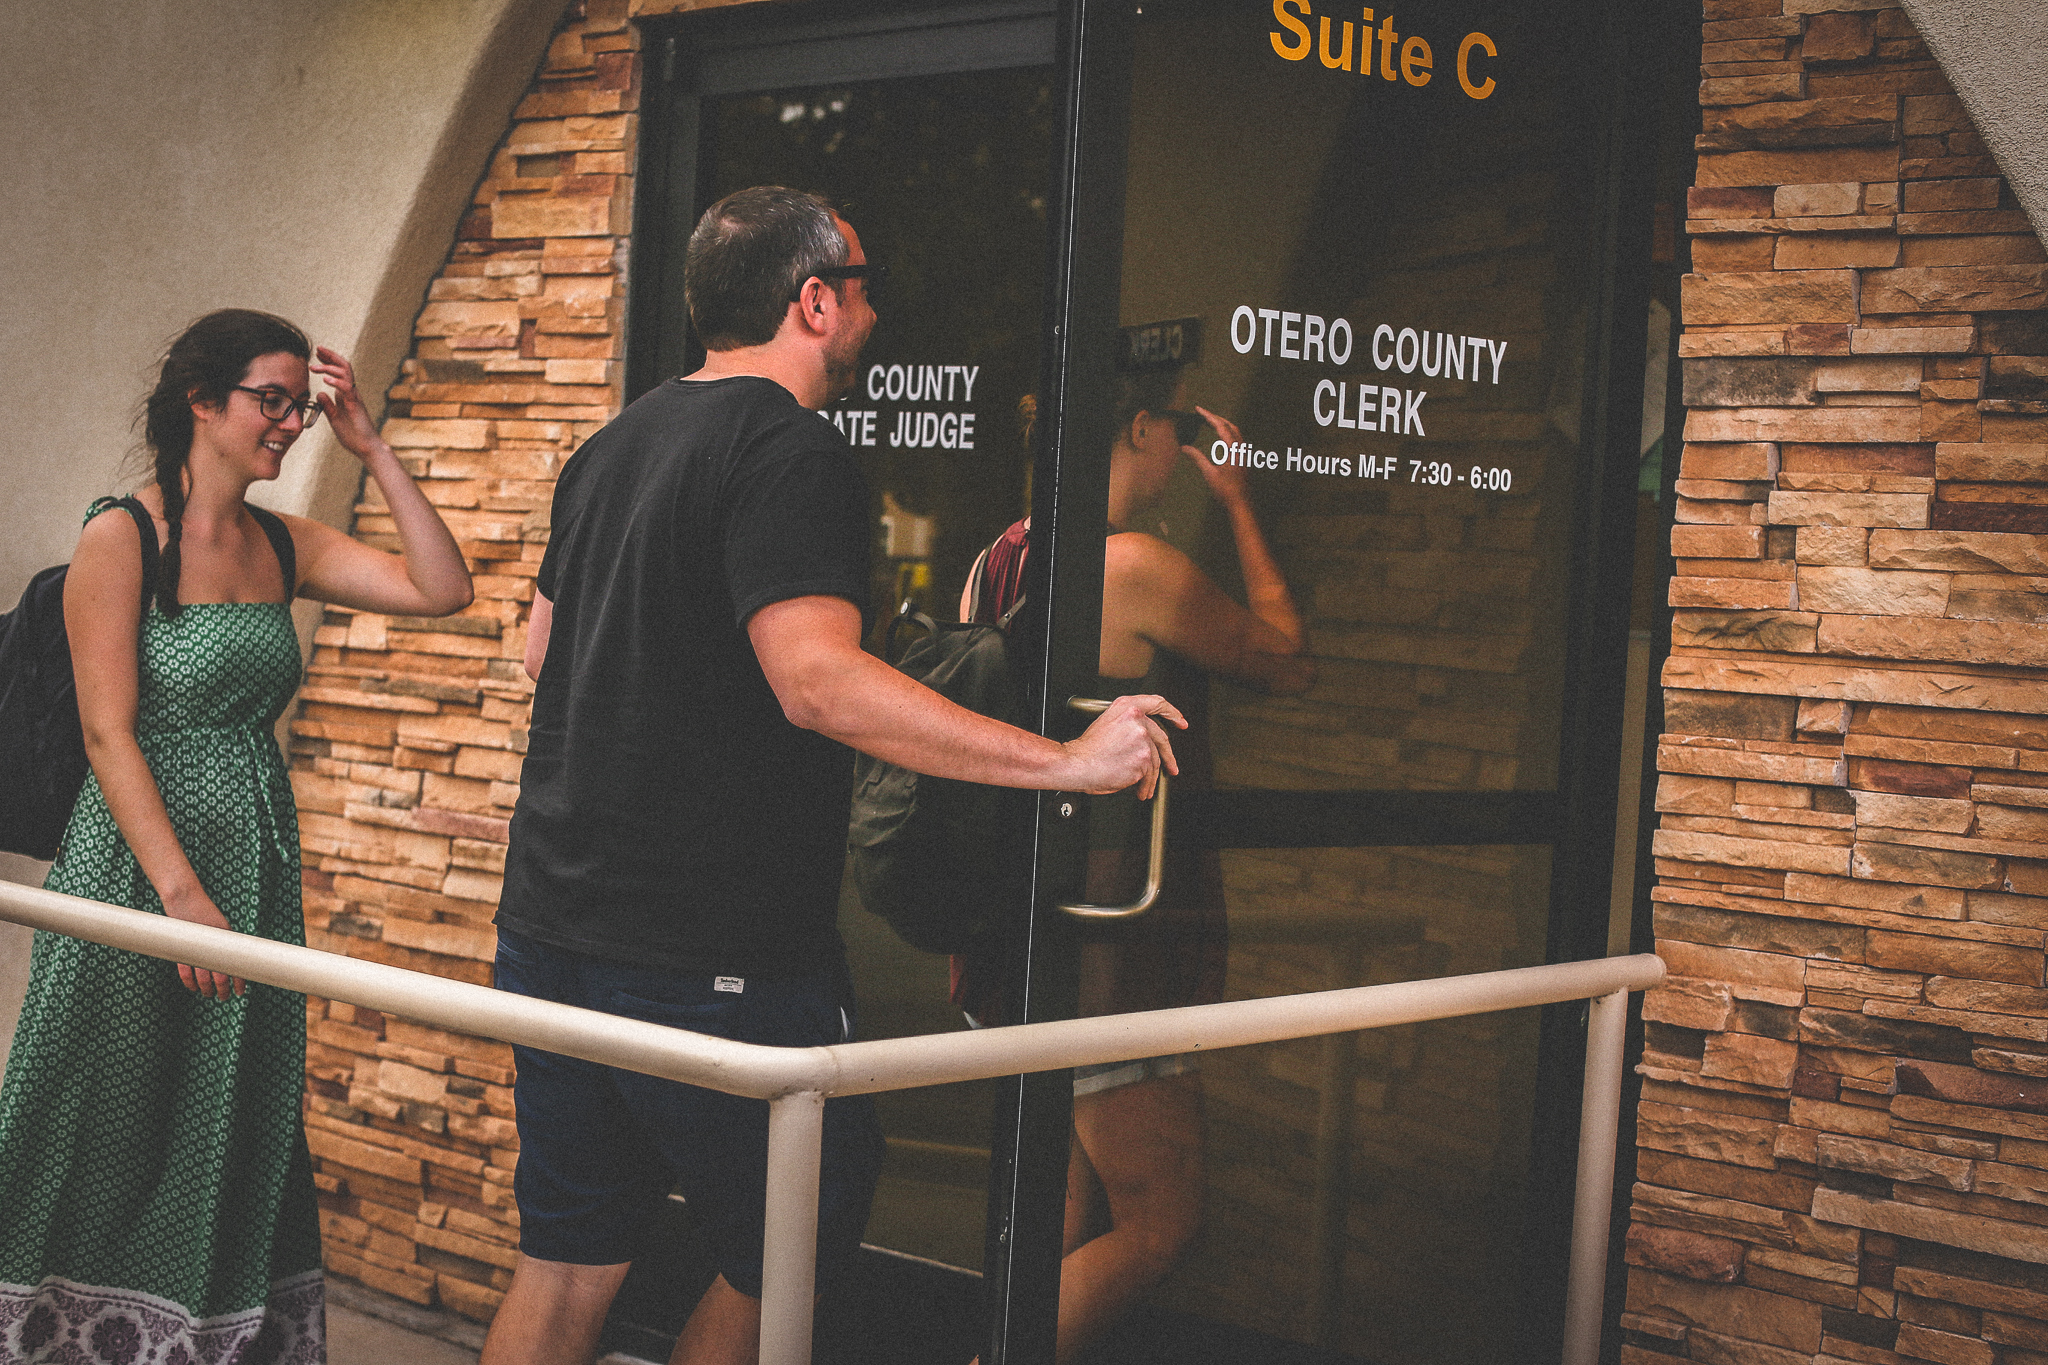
[996,1,1665,1362]
[626,8,1061,1361]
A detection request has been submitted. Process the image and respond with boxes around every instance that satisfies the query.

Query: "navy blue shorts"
[493,927,884,1296]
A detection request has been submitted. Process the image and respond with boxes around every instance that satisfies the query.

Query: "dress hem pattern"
[0,1267,324,1365]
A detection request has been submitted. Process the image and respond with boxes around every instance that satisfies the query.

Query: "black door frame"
[627,0,1680,1359]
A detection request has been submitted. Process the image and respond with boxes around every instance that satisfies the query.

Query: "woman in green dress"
[0,308,473,1363]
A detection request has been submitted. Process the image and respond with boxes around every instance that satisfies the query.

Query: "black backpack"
[0,498,158,860]
[847,598,1034,953]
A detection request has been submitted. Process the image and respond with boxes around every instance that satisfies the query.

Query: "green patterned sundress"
[0,504,323,1364]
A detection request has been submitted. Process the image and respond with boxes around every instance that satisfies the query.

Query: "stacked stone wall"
[289,0,637,1320]
[1626,2,2048,1364]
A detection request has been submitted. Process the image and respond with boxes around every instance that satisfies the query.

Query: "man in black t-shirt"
[483,187,1186,1365]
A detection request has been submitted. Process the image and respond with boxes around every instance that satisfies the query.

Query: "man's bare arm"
[748,595,1181,797]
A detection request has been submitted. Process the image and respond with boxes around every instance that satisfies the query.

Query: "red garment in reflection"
[950,519,1228,1024]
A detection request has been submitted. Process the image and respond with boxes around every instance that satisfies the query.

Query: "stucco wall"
[1900,0,2048,249]
[0,0,566,618]
[0,0,569,1076]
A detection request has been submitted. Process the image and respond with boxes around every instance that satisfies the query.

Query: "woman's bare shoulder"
[1105,529,1203,588]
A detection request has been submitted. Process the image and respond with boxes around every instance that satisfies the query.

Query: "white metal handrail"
[0,879,1662,1365]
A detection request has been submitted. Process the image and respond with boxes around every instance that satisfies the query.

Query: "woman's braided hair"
[139,309,309,617]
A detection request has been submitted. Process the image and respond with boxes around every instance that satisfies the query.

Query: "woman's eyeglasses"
[232,385,321,427]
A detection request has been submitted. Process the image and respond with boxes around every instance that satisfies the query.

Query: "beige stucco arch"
[1901,0,2048,247]
[0,0,568,1065]
[0,0,566,599]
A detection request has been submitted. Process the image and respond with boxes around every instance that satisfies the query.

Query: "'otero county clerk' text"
[1230,304,1508,438]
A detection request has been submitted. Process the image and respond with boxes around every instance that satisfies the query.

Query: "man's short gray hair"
[685,186,849,351]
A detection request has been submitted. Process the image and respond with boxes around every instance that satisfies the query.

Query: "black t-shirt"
[497,376,871,974]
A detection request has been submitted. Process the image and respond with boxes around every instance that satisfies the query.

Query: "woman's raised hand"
[1182,405,1250,506]
[288,345,474,618]
[310,345,383,460]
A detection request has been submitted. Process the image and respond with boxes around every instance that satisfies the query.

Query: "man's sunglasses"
[789,263,888,302]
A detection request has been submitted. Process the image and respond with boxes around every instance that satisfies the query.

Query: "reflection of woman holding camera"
[963,374,1313,1361]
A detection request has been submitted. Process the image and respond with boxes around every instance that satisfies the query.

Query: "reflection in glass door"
[1014,0,1666,1361]
[1111,2,1587,1354]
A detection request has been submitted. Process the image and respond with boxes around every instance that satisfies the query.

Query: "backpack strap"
[962,544,991,622]
[883,600,941,665]
[246,504,297,600]
[86,496,160,616]
[963,541,1028,631]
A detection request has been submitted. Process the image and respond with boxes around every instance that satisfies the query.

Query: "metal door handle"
[1055,697,1167,920]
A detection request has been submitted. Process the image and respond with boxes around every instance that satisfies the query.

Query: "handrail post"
[760,1090,826,1365]
[1562,988,1630,1365]
[1307,943,1366,1347]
